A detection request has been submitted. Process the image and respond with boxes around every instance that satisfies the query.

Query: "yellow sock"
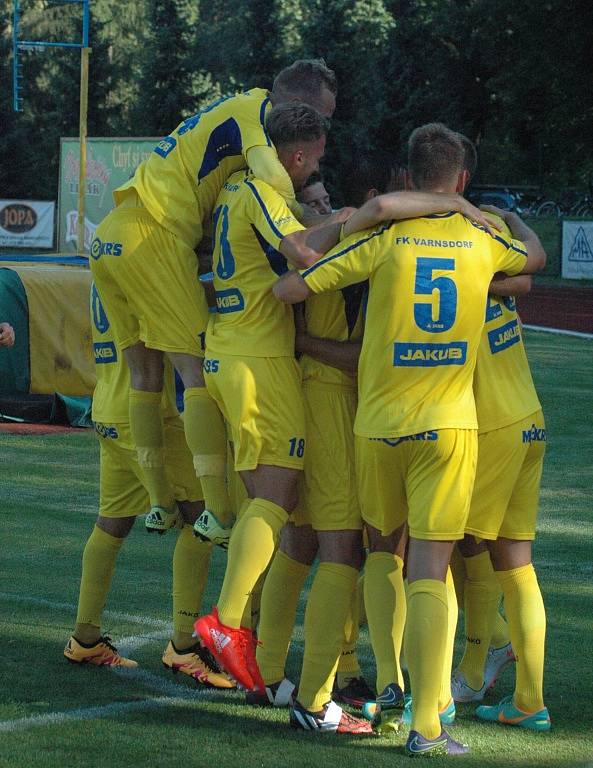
[491,611,511,648]
[75,525,124,641]
[336,580,361,685]
[406,579,448,740]
[242,567,269,630]
[172,525,212,648]
[298,562,358,712]
[257,550,310,683]
[129,389,173,509]
[217,498,287,628]
[438,568,458,710]
[496,564,546,712]
[449,546,466,606]
[183,387,232,523]
[457,551,502,689]
[364,552,406,692]
[358,571,367,626]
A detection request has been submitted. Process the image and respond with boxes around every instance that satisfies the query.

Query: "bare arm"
[274,271,312,303]
[296,333,361,374]
[482,206,546,274]
[489,274,532,297]
[280,208,354,269]
[342,191,496,238]
[0,322,15,348]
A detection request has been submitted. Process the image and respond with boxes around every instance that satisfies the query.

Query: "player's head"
[407,123,468,193]
[267,103,330,191]
[340,151,405,207]
[297,171,332,214]
[272,59,337,118]
[456,132,477,183]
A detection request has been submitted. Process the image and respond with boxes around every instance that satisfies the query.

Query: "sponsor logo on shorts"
[371,431,438,447]
[522,424,546,444]
[90,237,123,260]
[215,288,244,313]
[93,341,117,364]
[393,341,467,367]
[466,635,481,645]
[94,422,119,439]
[488,319,521,354]
[203,358,220,373]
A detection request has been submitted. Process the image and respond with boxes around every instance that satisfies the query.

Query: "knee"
[96,515,135,538]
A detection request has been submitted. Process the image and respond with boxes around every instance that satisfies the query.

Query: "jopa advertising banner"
[0,200,55,249]
[58,137,158,253]
[562,221,593,279]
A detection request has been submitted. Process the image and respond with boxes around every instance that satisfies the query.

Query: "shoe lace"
[99,635,118,653]
[195,644,220,673]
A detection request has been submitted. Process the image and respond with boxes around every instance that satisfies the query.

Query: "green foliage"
[1,0,592,201]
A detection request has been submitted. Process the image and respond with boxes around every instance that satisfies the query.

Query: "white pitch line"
[0,691,229,734]
[0,592,170,630]
[0,664,238,733]
[116,629,170,652]
[524,324,593,340]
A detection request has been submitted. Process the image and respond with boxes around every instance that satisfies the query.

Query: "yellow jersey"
[90,283,178,424]
[302,213,528,438]
[115,89,276,249]
[300,285,365,389]
[206,171,304,358]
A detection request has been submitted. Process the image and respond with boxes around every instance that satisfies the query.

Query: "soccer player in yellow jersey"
[64,284,233,689]
[274,123,546,755]
[193,102,356,692]
[89,59,337,539]
[449,210,551,731]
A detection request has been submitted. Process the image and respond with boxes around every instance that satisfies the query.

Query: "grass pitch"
[1,330,592,768]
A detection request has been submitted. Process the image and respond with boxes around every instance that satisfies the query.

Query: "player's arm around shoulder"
[280,207,354,270]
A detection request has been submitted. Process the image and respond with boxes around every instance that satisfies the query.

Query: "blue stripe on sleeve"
[510,242,528,257]
[259,96,272,147]
[245,179,284,239]
[301,222,394,278]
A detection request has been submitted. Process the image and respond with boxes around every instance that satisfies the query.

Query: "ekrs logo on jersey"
[393,341,467,366]
[488,319,521,354]
[90,237,123,260]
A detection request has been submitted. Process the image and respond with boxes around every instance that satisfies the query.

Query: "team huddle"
[65,59,550,757]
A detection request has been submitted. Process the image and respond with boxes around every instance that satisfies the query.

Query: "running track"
[517,285,593,334]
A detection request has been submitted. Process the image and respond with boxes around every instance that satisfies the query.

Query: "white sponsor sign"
[0,200,55,248]
[65,210,97,252]
[562,220,593,279]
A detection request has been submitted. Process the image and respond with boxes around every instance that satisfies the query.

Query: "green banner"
[58,137,159,253]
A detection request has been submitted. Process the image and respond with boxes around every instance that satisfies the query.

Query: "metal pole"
[76,45,91,253]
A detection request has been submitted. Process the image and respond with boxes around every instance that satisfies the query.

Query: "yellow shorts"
[292,382,361,531]
[90,204,208,355]
[356,429,477,540]
[204,354,305,472]
[465,410,545,541]
[97,416,203,517]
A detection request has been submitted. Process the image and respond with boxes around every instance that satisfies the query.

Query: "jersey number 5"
[414,257,457,333]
